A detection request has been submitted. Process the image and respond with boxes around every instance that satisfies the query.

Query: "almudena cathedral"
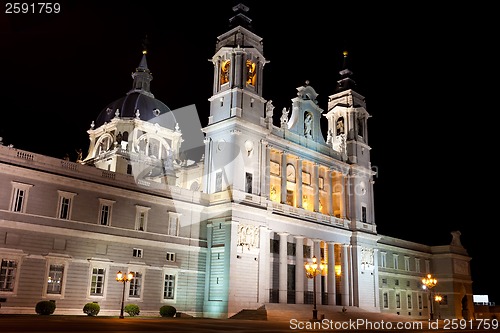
[0,3,474,320]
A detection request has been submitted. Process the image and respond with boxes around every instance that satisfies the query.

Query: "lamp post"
[116,271,133,319]
[435,294,443,320]
[304,256,325,321]
[421,273,437,320]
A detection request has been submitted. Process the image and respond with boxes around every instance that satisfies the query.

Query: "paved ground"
[0,314,497,333]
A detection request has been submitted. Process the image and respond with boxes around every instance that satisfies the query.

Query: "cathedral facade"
[0,4,473,320]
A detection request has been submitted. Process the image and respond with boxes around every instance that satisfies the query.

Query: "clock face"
[286,164,295,182]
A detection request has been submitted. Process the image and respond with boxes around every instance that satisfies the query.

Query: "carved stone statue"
[304,113,312,138]
[451,230,463,247]
[265,100,274,119]
[280,107,289,128]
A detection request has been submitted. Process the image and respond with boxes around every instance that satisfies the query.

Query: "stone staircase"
[231,303,416,323]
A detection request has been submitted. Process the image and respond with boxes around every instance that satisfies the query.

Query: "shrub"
[159,305,177,317]
[35,300,56,315]
[124,303,140,317]
[83,302,100,316]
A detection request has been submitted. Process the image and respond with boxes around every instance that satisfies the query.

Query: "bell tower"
[202,4,269,195]
[208,3,268,125]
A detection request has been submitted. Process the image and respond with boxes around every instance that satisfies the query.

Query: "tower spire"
[335,50,357,92]
[129,36,153,97]
[228,3,252,30]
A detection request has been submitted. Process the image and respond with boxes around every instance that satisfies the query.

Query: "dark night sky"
[1,1,497,302]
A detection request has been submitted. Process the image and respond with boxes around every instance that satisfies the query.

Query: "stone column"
[260,140,269,198]
[313,239,322,305]
[327,241,336,305]
[295,236,305,304]
[296,159,302,208]
[373,249,380,308]
[258,226,271,303]
[340,173,347,219]
[327,169,333,216]
[313,163,319,212]
[279,232,289,303]
[341,244,350,306]
[281,151,287,204]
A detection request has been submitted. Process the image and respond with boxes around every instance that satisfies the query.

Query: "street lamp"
[435,294,443,319]
[304,256,325,321]
[116,271,134,319]
[421,273,437,320]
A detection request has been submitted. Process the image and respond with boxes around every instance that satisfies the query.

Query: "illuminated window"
[220,60,230,85]
[129,272,142,298]
[46,264,64,295]
[163,273,176,299]
[0,259,17,292]
[246,60,256,86]
[90,267,106,296]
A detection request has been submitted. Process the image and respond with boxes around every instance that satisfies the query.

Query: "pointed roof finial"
[142,35,149,55]
[335,50,356,92]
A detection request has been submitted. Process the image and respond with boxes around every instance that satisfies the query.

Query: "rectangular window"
[393,254,399,270]
[132,248,143,258]
[361,206,367,222]
[303,245,311,258]
[135,206,150,231]
[129,272,142,298]
[163,273,176,299]
[418,295,423,309]
[59,197,71,219]
[396,293,401,308]
[270,239,279,254]
[166,252,176,262]
[57,191,76,220]
[47,264,64,294]
[395,279,399,286]
[380,252,387,268]
[404,256,410,271]
[382,278,387,285]
[90,267,105,296]
[383,292,388,308]
[168,213,180,236]
[287,242,296,256]
[98,199,115,226]
[100,205,110,225]
[245,172,253,194]
[415,258,421,273]
[10,182,33,213]
[407,294,412,309]
[0,259,17,292]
